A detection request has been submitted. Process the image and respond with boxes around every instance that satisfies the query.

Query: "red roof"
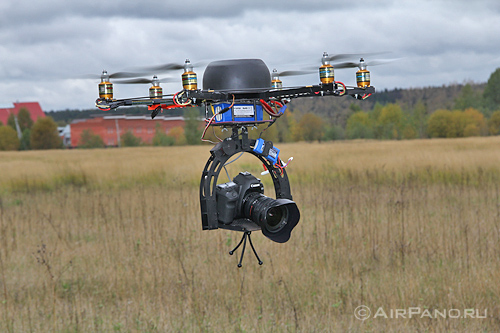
[0,102,45,125]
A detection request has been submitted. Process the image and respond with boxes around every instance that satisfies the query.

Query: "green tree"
[454,83,482,110]
[346,111,374,139]
[488,110,500,135]
[0,126,20,150]
[259,121,279,143]
[121,130,142,147]
[80,129,105,148]
[411,101,428,138]
[20,128,31,150]
[377,103,404,139]
[323,124,345,141]
[184,108,202,145]
[30,117,62,150]
[483,68,500,111]
[7,113,16,130]
[152,123,175,146]
[370,102,384,138]
[427,109,453,138]
[447,110,469,137]
[275,111,295,142]
[447,109,485,137]
[427,108,485,138]
[17,108,34,131]
[297,113,324,142]
[349,103,362,113]
[289,110,304,142]
[401,123,418,139]
[167,126,186,145]
[463,108,487,136]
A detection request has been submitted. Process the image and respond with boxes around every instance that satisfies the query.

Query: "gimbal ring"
[199,131,292,231]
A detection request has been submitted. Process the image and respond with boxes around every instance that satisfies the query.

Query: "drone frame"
[96,82,375,119]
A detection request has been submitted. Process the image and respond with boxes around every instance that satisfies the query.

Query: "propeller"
[308,51,391,68]
[322,53,365,63]
[135,59,205,74]
[272,69,314,77]
[113,76,176,84]
[83,71,148,80]
[84,58,201,80]
[138,63,185,72]
[333,58,399,69]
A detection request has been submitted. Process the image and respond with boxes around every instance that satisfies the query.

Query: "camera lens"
[266,206,286,230]
[242,192,299,242]
[215,172,300,243]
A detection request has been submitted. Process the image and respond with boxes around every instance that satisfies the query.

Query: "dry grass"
[1,137,500,331]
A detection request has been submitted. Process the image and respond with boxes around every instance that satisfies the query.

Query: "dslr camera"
[216,171,300,243]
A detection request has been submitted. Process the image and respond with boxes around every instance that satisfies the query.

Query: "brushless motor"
[319,52,334,84]
[98,70,113,99]
[356,58,370,88]
[182,59,197,90]
[149,75,163,98]
[271,69,283,89]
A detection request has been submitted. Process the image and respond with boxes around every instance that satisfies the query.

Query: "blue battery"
[266,146,280,164]
[253,138,266,154]
[253,138,280,164]
[208,103,266,124]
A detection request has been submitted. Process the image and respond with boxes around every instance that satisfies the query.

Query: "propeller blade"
[109,71,147,79]
[136,60,205,73]
[332,62,360,69]
[366,59,400,67]
[325,53,362,62]
[333,58,400,69]
[277,70,314,77]
[114,77,176,84]
[139,63,185,72]
[81,71,148,80]
[114,78,153,84]
[324,51,391,62]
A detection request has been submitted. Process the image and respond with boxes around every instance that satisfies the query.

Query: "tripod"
[229,231,263,267]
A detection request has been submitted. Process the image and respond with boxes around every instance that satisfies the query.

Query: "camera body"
[216,171,300,243]
[216,171,264,224]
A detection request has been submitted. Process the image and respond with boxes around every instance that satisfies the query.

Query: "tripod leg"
[237,233,248,268]
[229,233,246,255]
[247,232,263,265]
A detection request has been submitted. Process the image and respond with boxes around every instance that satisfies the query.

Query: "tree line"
[268,68,500,142]
[1,68,499,150]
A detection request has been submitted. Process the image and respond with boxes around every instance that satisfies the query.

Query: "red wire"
[273,159,284,176]
[335,81,346,95]
[270,100,283,108]
[260,99,280,117]
[201,95,235,143]
[201,112,218,142]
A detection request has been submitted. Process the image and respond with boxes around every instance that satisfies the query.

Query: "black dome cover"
[203,59,271,91]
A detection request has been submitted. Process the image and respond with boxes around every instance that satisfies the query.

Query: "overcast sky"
[1,0,499,111]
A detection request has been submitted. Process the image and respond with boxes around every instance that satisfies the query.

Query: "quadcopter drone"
[94,52,377,267]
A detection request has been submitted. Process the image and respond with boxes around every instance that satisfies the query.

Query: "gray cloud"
[0,0,499,110]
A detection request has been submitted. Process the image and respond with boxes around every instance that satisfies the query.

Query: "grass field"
[1,137,500,331]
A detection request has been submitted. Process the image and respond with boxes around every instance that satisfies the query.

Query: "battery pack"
[253,138,280,164]
[207,102,270,125]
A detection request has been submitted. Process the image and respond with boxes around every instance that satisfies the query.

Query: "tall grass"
[1,137,500,331]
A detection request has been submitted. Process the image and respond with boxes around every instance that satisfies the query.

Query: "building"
[0,102,46,125]
[70,115,185,147]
